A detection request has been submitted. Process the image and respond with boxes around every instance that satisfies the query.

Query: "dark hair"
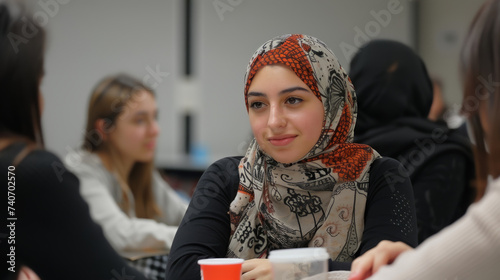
[0,1,46,145]
[461,0,500,200]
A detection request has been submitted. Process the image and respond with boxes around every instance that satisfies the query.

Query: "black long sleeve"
[358,157,418,252]
[331,157,418,271]
[0,144,147,280]
[166,157,240,280]
[166,156,417,279]
[412,152,470,242]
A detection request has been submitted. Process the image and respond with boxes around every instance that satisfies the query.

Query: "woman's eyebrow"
[132,111,150,117]
[280,86,310,94]
[247,91,265,97]
[247,86,310,97]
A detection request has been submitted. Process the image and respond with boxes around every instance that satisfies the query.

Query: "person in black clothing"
[0,1,147,279]
[166,34,418,280]
[349,39,475,243]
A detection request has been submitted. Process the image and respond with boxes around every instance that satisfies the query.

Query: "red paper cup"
[198,258,244,280]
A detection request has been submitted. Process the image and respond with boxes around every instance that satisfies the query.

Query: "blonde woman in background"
[65,74,188,279]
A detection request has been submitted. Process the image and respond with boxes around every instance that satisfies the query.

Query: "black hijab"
[350,40,475,242]
[350,40,471,163]
[350,39,433,135]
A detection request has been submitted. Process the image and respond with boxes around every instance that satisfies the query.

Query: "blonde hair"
[83,74,160,218]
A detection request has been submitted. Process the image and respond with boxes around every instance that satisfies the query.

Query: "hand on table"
[348,240,413,280]
[241,258,273,280]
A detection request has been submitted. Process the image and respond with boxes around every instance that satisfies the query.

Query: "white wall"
[40,0,180,164]
[38,0,415,166]
[191,0,414,163]
[418,0,486,113]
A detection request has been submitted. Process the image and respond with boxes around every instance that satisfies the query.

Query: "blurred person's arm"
[412,152,470,242]
[11,149,146,279]
[356,158,418,252]
[352,177,500,280]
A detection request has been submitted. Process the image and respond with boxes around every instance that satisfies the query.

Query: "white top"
[368,177,500,280]
[64,149,188,256]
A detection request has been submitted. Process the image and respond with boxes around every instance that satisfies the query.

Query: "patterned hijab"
[227,34,380,262]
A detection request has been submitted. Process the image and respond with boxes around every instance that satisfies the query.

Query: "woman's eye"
[250,101,265,109]
[286,97,303,105]
[134,118,146,124]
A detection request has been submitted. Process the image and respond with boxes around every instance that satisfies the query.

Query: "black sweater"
[0,143,147,280]
[166,156,418,280]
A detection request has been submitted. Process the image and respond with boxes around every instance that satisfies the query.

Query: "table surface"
[302,271,351,280]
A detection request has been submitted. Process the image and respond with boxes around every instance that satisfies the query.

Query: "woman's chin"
[136,152,155,163]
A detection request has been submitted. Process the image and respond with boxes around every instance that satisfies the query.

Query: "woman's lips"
[145,141,156,149]
[268,135,296,146]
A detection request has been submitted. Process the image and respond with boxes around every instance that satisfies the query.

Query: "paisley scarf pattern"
[227,34,380,262]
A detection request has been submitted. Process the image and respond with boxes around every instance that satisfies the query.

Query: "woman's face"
[107,90,159,163]
[247,65,324,164]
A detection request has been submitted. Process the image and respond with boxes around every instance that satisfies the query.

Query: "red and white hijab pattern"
[227,34,380,262]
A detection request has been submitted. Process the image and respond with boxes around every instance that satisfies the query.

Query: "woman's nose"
[149,119,160,137]
[268,105,286,129]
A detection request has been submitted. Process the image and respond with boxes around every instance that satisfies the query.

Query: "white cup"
[269,247,329,280]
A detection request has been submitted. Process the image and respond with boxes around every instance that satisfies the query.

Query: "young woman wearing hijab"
[349,0,500,279]
[0,1,147,279]
[64,74,188,279]
[166,34,418,280]
[349,39,475,243]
